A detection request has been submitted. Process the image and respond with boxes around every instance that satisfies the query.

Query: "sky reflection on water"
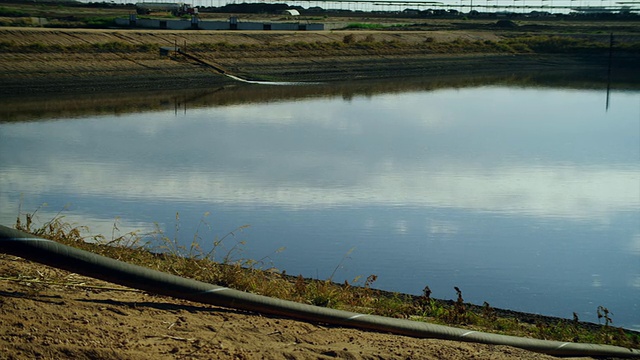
[1,85,638,329]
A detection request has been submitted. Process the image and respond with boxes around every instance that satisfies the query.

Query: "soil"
[1,26,636,97]
[0,254,591,360]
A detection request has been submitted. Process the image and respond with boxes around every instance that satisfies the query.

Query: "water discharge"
[224,73,321,86]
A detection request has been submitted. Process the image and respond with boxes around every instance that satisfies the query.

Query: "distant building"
[115,15,324,31]
[283,9,300,16]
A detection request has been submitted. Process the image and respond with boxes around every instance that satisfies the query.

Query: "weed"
[482,301,498,322]
[294,274,307,298]
[375,293,416,318]
[328,247,355,282]
[364,274,377,288]
[342,34,356,44]
[8,209,640,350]
[422,285,432,300]
[446,286,473,324]
[597,305,613,326]
[415,285,432,313]
[307,280,341,307]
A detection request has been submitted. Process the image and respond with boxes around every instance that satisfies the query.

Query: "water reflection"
[2,70,639,123]
[3,88,636,218]
[1,78,639,330]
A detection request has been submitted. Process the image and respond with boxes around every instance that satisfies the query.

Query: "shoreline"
[0,254,574,360]
[1,27,639,97]
[1,52,635,97]
[2,67,638,123]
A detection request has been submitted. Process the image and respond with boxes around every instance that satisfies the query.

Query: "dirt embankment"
[0,26,632,97]
[0,255,588,360]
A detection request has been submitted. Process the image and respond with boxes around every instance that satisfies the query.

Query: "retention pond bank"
[0,26,639,96]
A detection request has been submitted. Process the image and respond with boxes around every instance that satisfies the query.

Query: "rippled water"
[1,80,638,329]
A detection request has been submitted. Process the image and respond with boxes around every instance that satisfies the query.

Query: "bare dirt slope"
[4,26,636,97]
[0,27,559,96]
[0,26,501,46]
[0,26,499,78]
[0,255,588,360]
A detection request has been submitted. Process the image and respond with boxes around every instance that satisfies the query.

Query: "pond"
[1,75,638,330]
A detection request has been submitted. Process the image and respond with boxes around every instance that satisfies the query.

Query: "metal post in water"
[606,33,613,111]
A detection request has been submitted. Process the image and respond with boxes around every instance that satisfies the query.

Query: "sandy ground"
[0,254,591,360]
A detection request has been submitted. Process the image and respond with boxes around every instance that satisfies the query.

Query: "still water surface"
[1,82,639,329]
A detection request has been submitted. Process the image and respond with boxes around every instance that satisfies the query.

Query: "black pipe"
[1,225,638,358]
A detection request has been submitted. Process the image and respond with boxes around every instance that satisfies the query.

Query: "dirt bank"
[0,254,591,360]
[1,27,635,97]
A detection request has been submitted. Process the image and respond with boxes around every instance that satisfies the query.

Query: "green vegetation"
[0,2,131,28]
[343,23,387,30]
[81,16,117,28]
[0,6,31,17]
[343,22,414,30]
[8,209,640,350]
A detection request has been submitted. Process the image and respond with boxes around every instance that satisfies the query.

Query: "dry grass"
[8,209,640,349]
[2,33,637,55]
